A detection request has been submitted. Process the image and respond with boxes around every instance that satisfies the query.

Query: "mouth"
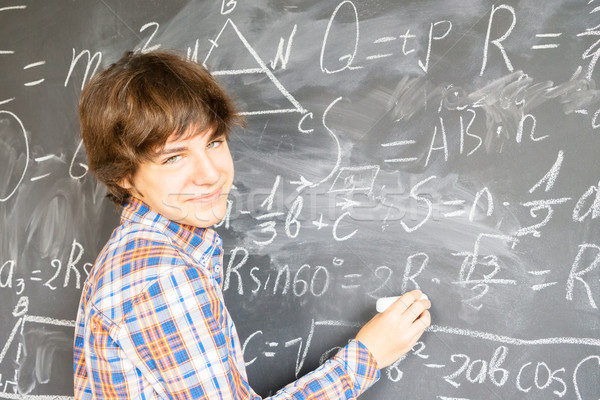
[186,187,223,203]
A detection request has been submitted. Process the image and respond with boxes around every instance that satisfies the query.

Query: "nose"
[191,152,219,187]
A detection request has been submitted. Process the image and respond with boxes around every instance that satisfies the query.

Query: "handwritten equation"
[0,1,599,399]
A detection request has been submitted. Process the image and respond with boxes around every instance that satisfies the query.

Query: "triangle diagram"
[203,19,305,115]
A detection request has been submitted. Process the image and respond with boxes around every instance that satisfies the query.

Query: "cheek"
[148,171,188,199]
[216,151,234,180]
[227,157,234,179]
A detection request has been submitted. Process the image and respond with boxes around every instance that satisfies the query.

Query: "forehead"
[163,124,216,147]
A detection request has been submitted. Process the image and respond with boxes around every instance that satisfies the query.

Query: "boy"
[74,50,431,399]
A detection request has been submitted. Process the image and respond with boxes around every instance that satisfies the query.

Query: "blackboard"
[1,0,599,398]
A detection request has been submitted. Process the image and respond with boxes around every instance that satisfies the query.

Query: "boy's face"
[121,126,234,228]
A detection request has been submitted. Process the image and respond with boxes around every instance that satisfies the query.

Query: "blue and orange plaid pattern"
[74,196,380,399]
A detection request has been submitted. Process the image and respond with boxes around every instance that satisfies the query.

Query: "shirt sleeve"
[270,340,380,400]
[118,265,380,400]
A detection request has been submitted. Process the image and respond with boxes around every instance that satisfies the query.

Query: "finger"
[415,309,431,329]
[387,290,422,314]
[422,298,432,309]
[408,310,431,336]
[403,299,428,321]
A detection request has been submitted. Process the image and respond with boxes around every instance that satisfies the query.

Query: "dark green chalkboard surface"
[1,1,599,398]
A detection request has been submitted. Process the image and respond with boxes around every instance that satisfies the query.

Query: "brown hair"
[79,50,245,206]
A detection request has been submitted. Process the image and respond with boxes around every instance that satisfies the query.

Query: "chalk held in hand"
[376,293,428,313]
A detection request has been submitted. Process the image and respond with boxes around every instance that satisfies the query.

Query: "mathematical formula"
[1,1,599,399]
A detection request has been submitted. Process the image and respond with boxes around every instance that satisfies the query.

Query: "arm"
[118,266,254,399]
[119,266,427,399]
[271,340,379,399]
[273,290,432,398]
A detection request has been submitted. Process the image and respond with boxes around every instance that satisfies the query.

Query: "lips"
[186,187,223,203]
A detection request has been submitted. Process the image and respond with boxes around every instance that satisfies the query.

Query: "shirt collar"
[120,196,223,267]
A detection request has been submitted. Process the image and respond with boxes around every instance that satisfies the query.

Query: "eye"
[207,139,224,149]
[163,155,182,165]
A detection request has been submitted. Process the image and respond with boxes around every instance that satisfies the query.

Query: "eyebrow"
[155,146,188,158]
[154,131,226,159]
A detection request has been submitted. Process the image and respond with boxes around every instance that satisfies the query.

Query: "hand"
[355,290,431,368]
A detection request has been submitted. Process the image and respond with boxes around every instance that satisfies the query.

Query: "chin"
[189,206,226,228]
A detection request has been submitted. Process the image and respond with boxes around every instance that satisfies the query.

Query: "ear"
[117,176,144,199]
[117,177,133,190]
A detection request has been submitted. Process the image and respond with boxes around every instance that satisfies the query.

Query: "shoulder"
[86,221,194,320]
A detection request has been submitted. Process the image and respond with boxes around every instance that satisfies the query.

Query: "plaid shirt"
[73,197,380,399]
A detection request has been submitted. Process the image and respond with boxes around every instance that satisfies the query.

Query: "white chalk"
[376,293,428,313]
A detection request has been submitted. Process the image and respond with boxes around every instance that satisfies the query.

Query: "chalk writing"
[2,2,600,399]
